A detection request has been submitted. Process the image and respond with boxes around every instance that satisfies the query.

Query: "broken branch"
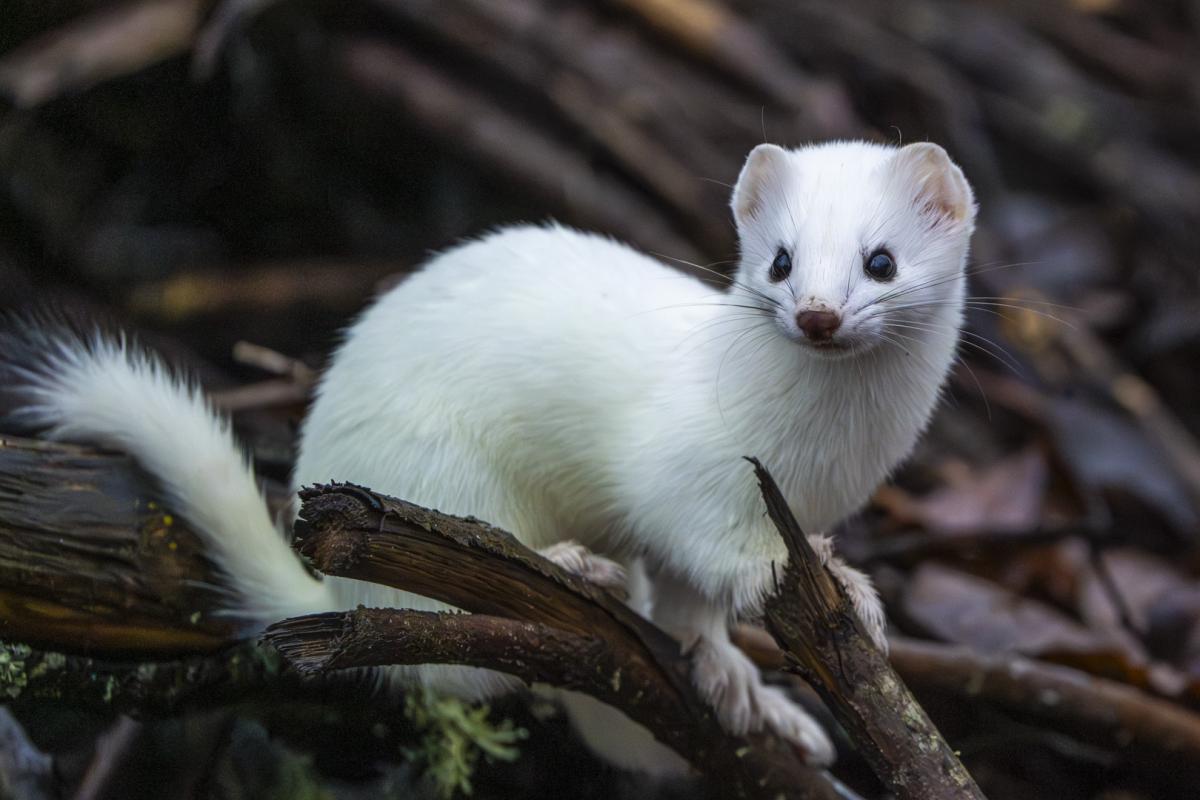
[751,457,988,800]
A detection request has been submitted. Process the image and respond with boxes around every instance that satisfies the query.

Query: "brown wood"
[0,436,237,655]
[266,608,684,734]
[889,637,1200,787]
[283,482,841,800]
[751,458,988,800]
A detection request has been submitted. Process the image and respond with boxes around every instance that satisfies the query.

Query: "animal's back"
[294,223,710,549]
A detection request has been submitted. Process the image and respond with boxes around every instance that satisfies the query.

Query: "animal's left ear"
[890,143,976,230]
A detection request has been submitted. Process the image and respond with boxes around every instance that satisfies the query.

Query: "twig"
[72,717,143,800]
[231,341,316,384]
[335,37,705,264]
[267,610,873,798]
[125,261,400,322]
[750,457,988,800]
[0,0,207,108]
[209,379,309,411]
[889,637,1200,786]
[854,522,1084,564]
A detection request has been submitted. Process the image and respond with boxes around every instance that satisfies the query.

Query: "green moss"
[0,642,31,698]
[404,689,527,798]
[28,649,67,679]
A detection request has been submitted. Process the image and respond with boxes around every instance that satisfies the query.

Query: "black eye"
[864,248,896,282]
[769,248,792,282]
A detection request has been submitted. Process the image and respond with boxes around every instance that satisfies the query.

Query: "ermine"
[1,140,975,773]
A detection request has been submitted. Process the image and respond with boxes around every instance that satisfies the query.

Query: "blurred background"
[3,0,1200,798]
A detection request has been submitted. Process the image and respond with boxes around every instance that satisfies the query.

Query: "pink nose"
[796,310,841,342]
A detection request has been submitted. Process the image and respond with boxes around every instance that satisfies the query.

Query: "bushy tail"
[0,320,332,626]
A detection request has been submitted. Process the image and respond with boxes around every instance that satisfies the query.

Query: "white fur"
[294,140,975,767]
[12,140,975,773]
[8,335,331,624]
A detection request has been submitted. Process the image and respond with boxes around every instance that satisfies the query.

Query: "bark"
[0,436,237,655]
[752,458,988,800]
[280,481,841,800]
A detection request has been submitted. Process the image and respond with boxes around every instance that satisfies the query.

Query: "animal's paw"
[808,534,888,653]
[538,541,627,594]
[755,684,836,766]
[691,636,834,765]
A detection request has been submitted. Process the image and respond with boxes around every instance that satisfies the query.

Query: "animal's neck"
[688,300,959,528]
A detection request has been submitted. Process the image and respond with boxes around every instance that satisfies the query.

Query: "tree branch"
[267,608,687,730]
[274,482,842,800]
[749,457,988,800]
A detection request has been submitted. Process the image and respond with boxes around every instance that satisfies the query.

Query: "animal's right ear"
[731,144,790,231]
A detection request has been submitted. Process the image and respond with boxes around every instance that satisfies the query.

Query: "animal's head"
[730,141,976,359]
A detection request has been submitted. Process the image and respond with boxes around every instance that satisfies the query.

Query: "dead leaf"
[902,563,1123,657]
[875,446,1047,535]
[1047,396,1198,533]
[898,563,1193,694]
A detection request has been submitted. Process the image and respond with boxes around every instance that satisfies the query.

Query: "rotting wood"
[0,436,236,655]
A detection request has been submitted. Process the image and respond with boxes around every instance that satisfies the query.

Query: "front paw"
[691,636,835,765]
[538,541,627,595]
[808,535,888,653]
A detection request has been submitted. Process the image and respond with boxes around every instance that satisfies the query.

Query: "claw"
[538,541,627,595]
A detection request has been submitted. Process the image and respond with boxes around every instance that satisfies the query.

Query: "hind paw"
[691,635,835,765]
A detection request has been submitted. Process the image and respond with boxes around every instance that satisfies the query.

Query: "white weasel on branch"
[1,140,975,774]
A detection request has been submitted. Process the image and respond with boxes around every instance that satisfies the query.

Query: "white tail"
[3,328,331,626]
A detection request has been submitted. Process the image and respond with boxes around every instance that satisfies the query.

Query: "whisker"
[963,295,1080,311]
[961,302,1075,329]
[678,317,775,358]
[955,355,992,421]
[679,315,773,344]
[886,319,1024,377]
[865,298,1075,329]
[714,322,778,426]
[651,251,784,312]
[627,301,775,318]
[877,329,962,410]
[858,260,1043,314]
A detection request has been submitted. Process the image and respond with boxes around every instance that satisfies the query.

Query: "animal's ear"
[890,143,976,229]
[731,144,790,231]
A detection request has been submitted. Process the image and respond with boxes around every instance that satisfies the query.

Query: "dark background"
[3,1,1200,798]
